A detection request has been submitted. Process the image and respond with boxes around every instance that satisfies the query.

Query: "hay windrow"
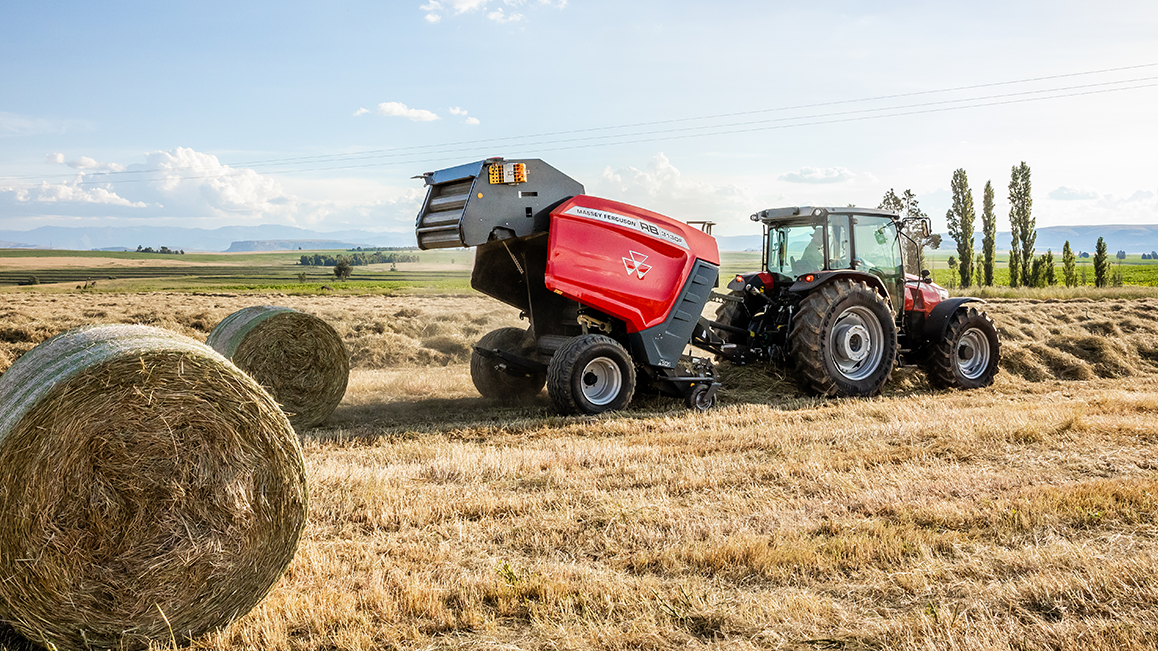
[208,306,349,429]
[0,325,307,651]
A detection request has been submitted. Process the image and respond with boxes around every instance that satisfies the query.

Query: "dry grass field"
[1,291,1158,650]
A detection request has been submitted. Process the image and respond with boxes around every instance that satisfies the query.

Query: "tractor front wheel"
[470,327,546,402]
[547,334,636,415]
[789,279,897,397]
[923,307,1001,389]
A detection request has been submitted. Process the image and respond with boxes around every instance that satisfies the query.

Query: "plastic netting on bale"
[208,306,349,429]
[0,325,308,651]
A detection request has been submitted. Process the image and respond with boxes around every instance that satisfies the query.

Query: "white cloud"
[13,179,145,208]
[376,101,439,122]
[420,0,563,22]
[449,106,467,116]
[1048,186,1100,201]
[487,8,523,22]
[594,153,756,226]
[1,147,426,231]
[464,117,480,125]
[46,153,126,172]
[352,107,370,116]
[779,166,855,184]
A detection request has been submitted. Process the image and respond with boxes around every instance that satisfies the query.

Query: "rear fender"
[788,270,890,302]
[921,297,985,344]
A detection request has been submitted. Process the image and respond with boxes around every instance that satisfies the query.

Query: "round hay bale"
[208,306,348,429]
[0,325,307,650]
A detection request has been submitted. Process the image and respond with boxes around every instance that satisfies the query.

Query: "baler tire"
[789,278,897,397]
[712,290,750,346]
[923,307,1001,390]
[547,334,636,415]
[470,327,545,402]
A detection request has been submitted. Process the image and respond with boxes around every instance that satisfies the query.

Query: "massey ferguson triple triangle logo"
[623,251,652,279]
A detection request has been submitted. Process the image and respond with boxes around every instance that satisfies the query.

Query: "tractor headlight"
[936,286,949,301]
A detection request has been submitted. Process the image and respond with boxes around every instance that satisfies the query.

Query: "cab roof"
[751,206,900,224]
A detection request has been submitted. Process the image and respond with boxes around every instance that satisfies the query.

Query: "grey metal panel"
[628,260,720,368]
[429,160,487,185]
[414,158,585,250]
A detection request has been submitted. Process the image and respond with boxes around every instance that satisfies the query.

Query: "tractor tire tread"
[923,307,1001,390]
[788,279,896,397]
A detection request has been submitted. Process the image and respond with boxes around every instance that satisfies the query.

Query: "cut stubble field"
[1,291,1158,650]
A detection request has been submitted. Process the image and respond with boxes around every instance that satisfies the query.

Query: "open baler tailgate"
[414,158,585,250]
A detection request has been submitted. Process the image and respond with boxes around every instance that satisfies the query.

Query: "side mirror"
[920,218,931,238]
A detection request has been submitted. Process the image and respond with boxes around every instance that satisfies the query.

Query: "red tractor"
[703,206,1000,397]
[414,159,999,415]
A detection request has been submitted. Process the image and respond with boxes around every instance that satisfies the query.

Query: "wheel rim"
[828,305,886,381]
[581,356,622,406]
[956,328,991,380]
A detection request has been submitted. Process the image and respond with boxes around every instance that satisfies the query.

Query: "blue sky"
[2,1,1156,237]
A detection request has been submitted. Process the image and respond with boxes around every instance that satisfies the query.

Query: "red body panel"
[903,274,945,316]
[544,195,720,333]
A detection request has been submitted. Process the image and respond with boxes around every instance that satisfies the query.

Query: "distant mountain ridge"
[0,224,416,252]
[224,239,377,252]
[1,223,1155,254]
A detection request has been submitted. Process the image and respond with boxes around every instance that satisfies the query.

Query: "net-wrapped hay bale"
[208,306,349,429]
[0,325,307,650]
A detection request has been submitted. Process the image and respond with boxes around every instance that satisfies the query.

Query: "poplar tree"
[1062,241,1077,287]
[1093,237,1109,288]
[1008,162,1035,285]
[981,180,996,286]
[946,168,976,287]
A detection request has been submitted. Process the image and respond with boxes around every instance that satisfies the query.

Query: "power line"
[4,67,1157,188]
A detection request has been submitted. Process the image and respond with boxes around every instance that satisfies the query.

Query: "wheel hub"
[580,356,622,406]
[955,328,991,380]
[827,305,886,381]
[834,323,871,363]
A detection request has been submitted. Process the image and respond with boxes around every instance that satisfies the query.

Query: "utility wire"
[4,68,1157,188]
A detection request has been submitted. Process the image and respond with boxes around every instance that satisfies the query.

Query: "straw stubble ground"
[2,292,1157,649]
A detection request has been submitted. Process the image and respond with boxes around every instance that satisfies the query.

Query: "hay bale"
[0,325,307,650]
[208,306,348,429]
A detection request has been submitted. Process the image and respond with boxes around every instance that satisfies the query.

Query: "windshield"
[768,223,826,275]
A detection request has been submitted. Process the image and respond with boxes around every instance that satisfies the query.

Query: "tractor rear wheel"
[470,327,546,402]
[712,290,750,346]
[547,334,636,415]
[923,307,1000,389]
[789,279,897,397]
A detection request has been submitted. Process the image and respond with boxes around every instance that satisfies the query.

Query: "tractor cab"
[753,206,910,314]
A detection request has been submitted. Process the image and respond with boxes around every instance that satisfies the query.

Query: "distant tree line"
[345,246,416,252]
[889,161,1140,291]
[299,251,419,266]
[136,245,184,254]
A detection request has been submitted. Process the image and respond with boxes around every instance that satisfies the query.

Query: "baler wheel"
[789,279,897,397]
[923,307,1001,389]
[470,327,546,402]
[547,334,636,415]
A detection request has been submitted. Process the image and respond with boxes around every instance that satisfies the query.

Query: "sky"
[1,0,1156,240]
